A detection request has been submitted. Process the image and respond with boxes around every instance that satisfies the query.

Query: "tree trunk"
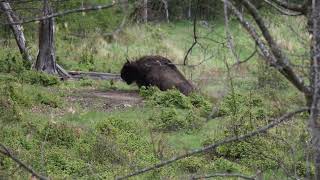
[142,0,148,23]
[309,0,320,179]
[35,0,57,74]
[188,0,192,19]
[0,2,33,63]
[161,0,169,23]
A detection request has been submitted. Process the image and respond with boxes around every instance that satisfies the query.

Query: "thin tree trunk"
[224,0,240,64]
[188,0,192,19]
[142,0,148,23]
[0,2,33,63]
[309,0,320,179]
[35,0,57,74]
[161,0,169,23]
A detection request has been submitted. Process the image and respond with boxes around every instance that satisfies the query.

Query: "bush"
[0,94,23,122]
[150,108,204,132]
[0,53,29,73]
[78,49,95,71]
[20,71,60,87]
[140,87,212,114]
[36,92,61,108]
[41,122,77,147]
[253,62,289,90]
[153,108,185,131]
[91,136,127,164]
[203,92,289,170]
[140,87,193,109]
[178,157,205,173]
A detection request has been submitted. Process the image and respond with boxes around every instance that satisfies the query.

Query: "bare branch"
[0,1,33,62]
[1,1,118,25]
[0,143,49,180]
[224,0,310,94]
[116,108,308,180]
[224,0,241,63]
[191,172,256,180]
[183,0,199,65]
[263,0,303,16]
[268,0,308,13]
[231,43,258,67]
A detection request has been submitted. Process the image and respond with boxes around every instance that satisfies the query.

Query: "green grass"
[0,12,313,179]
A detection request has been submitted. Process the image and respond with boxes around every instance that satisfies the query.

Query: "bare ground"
[68,89,144,112]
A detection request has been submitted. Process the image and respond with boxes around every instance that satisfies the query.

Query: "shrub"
[178,157,205,173]
[207,157,244,173]
[91,136,127,164]
[36,92,61,108]
[140,87,212,113]
[20,71,60,87]
[0,95,22,122]
[189,93,212,116]
[0,53,29,73]
[204,92,286,170]
[141,87,193,109]
[253,62,289,90]
[78,49,95,71]
[153,108,185,131]
[96,117,137,136]
[150,108,204,132]
[41,122,77,147]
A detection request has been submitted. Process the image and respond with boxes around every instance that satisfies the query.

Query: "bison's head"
[120,60,139,85]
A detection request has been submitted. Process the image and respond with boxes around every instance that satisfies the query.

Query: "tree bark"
[0,2,33,63]
[161,0,169,23]
[188,0,192,19]
[309,0,320,178]
[142,0,148,23]
[35,0,57,74]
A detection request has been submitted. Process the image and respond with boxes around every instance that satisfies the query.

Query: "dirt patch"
[69,89,144,112]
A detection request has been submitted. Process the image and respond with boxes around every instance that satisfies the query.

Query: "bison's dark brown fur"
[120,55,194,95]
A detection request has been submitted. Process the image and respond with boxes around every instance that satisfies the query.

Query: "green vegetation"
[0,5,312,179]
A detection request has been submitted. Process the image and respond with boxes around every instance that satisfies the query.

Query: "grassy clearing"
[0,12,312,179]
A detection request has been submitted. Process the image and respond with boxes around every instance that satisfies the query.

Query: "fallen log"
[67,71,121,80]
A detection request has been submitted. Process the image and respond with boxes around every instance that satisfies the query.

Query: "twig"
[223,0,310,95]
[224,0,241,64]
[183,0,199,65]
[115,108,308,180]
[0,143,49,180]
[1,1,119,25]
[231,43,258,67]
[191,172,256,180]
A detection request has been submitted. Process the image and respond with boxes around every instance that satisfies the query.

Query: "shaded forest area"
[1,0,320,179]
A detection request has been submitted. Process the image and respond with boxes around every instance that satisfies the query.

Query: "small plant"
[79,49,95,71]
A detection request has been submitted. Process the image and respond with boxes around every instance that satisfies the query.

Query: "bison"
[120,55,194,95]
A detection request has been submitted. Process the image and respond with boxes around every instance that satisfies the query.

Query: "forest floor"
[68,89,143,112]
